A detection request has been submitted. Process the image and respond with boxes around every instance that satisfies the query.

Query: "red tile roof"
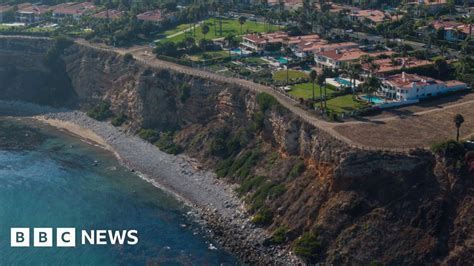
[53,2,95,15]
[351,9,388,23]
[92,9,124,19]
[136,9,168,22]
[18,4,50,15]
[385,73,443,89]
[362,57,433,73]
[243,31,288,45]
[0,5,13,13]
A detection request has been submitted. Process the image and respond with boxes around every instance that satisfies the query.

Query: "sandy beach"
[0,100,299,264]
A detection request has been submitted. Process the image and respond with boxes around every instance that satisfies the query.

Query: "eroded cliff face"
[0,38,472,264]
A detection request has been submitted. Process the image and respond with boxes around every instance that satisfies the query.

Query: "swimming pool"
[335,77,352,87]
[361,95,385,104]
[277,57,288,64]
[231,48,242,54]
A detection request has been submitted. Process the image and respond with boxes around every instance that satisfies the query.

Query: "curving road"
[5,35,469,152]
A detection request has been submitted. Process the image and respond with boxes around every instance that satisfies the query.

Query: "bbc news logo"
[11,228,138,247]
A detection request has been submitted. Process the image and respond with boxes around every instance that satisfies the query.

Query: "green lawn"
[161,23,192,37]
[288,82,335,99]
[162,18,278,43]
[326,95,367,114]
[241,57,268,65]
[273,70,308,82]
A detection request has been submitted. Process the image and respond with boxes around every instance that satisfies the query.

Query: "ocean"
[0,118,237,265]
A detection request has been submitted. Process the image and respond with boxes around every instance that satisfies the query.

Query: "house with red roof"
[427,21,473,42]
[0,5,13,22]
[92,9,124,20]
[52,2,96,21]
[380,72,467,101]
[349,9,390,26]
[136,9,175,24]
[314,48,392,69]
[361,57,434,74]
[16,3,51,23]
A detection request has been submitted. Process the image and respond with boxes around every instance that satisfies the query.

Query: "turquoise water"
[335,77,352,87]
[0,119,237,265]
[231,48,242,53]
[361,95,385,104]
[277,57,288,64]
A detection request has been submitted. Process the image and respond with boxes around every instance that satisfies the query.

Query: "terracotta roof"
[18,4,50,15]
[351,9,387,23]
[243,31,288,45]
[92,9,123,19]
[136,9,168,22]
[430,21,473,35]
[0,5,13,13]
[362,57,433,73]
[317,48,393,62]
[445,80,467,87]
[53,2,96,15]
[312,42,359,52]
[384,73,443,89]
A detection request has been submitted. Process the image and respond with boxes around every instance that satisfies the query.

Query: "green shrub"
[154,132,182,155]
[431,140,465,158]
[123,53,134,62]
[87,102,113,121]
[216,158,234,178]
[293,233,321,263]
[271,226,289,245]
[179,84,191,103]
[138,128,160,143]
[288,160,305,178]
[256,92,279,112]
[249,182,285,211]
[111,114,127,126]
[251,111,265,131]
[237,176,265,195]
[251,208,273,226]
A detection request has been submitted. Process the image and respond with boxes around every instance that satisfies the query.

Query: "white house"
[380,72,468,101]
[52,2,96,21]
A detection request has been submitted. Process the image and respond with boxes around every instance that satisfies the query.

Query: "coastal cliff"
[0,37,472,264]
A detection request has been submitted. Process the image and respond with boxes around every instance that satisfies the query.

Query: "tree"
[201,24,210,40]
[361,76,381,103]
[224,34,237,57]
[317,74,326,109]
[309,70,317,102]
[284,46,292,85]
[454,114,465,142]
[239,16,247,35]
[434,58,448,79]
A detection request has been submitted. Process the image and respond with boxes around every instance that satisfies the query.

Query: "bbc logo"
[11,228,76,247]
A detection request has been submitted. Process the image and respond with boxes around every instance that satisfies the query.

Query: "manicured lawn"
[273,70,308,81]
[288,82,335,99]
[241,57,268,65]
[162,18,277,43]
[161,23,192,37]
[326,95,367,114]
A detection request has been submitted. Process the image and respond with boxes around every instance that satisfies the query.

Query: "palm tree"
[309,70,317,102]
[239,16,247,35]
[362,76,381,103]
[224,34,236,58]
[317,75,325,109]
[454,114,465,142]
[284,46,292,85]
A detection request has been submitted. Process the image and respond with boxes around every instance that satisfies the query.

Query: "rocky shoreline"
[0,100,301,265]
